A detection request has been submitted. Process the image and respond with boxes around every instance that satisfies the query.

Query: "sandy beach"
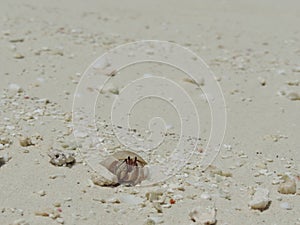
[0,0,299,224]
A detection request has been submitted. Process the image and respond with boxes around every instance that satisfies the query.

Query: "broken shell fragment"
[146,191,164,202]
[189,206,217,225]
[248,188,271,211]
[48,150,76,167]
[99,150,149,186]
[91,166,119,187]
[278,175,296,194]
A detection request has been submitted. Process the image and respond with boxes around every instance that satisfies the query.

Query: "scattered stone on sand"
[91,168,118,187]
[99,83,119,95]
[60,140,78,150]
[35,208,61,220]
[189,206,217,225]
[34,211,50,217]
[277,69,286,75]
[207,165,232,177]
[48,150,76,167]
[19,136,34,147]
[144,218,156,225]
[0,153,11,167]
[64,112,72,122]
[50,49,64,56]
[1,136,11,148]
[248,188,271,211]
[56,217,65,224]
[286,92,300,101]
[37,190,46,197]
[146,191,164,202]
[258,77,266,86]
[292,66,300,72]
[153,202,163,213]
[0,137,11,146]
[14,53,25,59]
[278,175,297,194]
[8,83,23,96]
[200,193,212,200]
[144,217,164,225]
[49,174,66,179]
[272,177,281,185]
[53,202,61,207]
[286,80,299,86]
[9,38,24,43]
[106,197,121,204]
[119,194,144,205]
[280,202,293,210]
[93,198,106,203]
[183,77,205,86]
[12,219,29,225]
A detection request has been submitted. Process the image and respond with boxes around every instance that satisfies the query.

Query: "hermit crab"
[93,150,149,186]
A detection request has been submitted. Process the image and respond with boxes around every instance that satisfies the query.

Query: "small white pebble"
[37,190,46,197]
[278,176,296,194]
[12,219,29,225]
[53,202,61,207]
[292,66,300,72]
[249,188,270,211]
[173,194,183,200]
[258,77,266,86]
[277,69,286,75]
[280,202,293,210]
[56,218,64,224]
[201,193,212,200]
[286,92,300,101]
[64,197,72,202]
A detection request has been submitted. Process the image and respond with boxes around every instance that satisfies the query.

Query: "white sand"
[0,0,299,224]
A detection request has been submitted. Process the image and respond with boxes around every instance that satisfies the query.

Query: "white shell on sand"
[145,191,164,202]
[189,206,217,225]
[278,176,297,194]
[280,202,293,210]
[48,150,76,167]
[91,166,118,187]
[248,188,270,211]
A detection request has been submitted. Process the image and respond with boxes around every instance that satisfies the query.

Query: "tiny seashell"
[100,150,149,186]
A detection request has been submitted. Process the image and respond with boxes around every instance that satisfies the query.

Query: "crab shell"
[100,150,149,186]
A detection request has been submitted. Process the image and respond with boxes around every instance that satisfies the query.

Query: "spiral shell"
[100,150,149,186]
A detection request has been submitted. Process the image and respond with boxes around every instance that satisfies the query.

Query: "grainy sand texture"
[0,0,300,225]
